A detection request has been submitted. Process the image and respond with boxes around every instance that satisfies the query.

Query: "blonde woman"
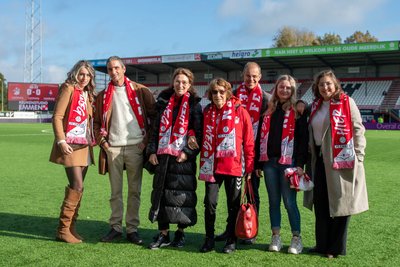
[255,75,308,254]
[50,60,96,243]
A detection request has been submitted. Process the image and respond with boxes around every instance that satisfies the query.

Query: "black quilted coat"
[147,88,203,226]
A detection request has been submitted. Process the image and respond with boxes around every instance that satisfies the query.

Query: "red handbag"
[235,178,258,239]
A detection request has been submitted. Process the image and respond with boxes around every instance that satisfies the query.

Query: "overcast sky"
[0,0,399,84]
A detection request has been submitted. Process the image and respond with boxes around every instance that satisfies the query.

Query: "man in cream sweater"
[94,56,155,245]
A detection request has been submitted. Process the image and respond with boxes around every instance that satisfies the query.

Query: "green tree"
[344,30,378,44]
[316,33,342,45]
[273,26,318,47]
[0,72,6,111]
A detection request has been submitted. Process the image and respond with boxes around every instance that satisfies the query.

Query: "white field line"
[0,129,53,136]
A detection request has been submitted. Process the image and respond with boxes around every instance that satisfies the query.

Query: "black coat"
[147,88,203,226]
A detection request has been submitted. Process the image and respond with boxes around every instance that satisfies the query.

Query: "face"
[107,60,126,86]
[276,80,293,102]
[211,85,227,109]
[318,76,336,101]
[296,102,306,115]
[76,67,91,89]
[173,74,191,97]
[243,66,261,90]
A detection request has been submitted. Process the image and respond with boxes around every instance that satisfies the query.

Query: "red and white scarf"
[100,77,145,137]
[309,94,355,169]
[199,98,237,182]
[236,83,262,139]
[157,92,190,156]
[65,88,94,145]
[259,107,295,164]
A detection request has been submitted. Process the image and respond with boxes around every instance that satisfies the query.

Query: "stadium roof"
[90,41,400,77]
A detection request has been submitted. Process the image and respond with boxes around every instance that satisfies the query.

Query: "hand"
[255,169,263,178]
[137,142,145,151]
[245,173,252,180]
[149,154,159,165]
[60,142,73,155]
[176,151,188,163]
[188,136,199,150]
[102,141,110,151]
[297,166,304,176]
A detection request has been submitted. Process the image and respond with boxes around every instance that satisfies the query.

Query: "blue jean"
[263,158,300,235]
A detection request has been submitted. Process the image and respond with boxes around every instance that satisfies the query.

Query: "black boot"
[200,236,215,253]
[170,230,185,248]
[215,230,229,242]
[223,237,237,254]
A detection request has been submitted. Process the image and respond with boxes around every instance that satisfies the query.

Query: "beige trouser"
[106,145,143,233]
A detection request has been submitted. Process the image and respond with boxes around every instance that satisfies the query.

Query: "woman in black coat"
[147,68,203,249]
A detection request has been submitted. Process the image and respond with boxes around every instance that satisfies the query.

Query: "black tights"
[65,166,88,192]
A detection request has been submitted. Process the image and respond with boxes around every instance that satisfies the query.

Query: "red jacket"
[206,100,255,177]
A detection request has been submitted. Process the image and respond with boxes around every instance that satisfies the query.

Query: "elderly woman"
[49,60,96,243]
[199,78,254,254]
[304,70,368,258]
[147,68,203,249]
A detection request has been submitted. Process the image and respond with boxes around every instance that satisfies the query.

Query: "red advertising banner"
[7,82,59,111]
[122,56,162,65]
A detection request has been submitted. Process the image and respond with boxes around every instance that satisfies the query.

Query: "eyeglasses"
[211,89,226,95]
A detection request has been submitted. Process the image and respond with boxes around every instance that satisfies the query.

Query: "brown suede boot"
[56,187,82,243]
[70,188,83,241]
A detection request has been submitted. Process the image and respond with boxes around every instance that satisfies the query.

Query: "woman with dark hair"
[49,60,96,243]
[147,68,203,249]
[199,78,254,254]
[255,74,308,254]
[304,70,368,258]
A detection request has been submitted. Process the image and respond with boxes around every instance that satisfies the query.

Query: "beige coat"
[49,84,95,167]
[303,97,369,217]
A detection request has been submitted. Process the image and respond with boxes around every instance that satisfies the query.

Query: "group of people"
[50,57,368,258]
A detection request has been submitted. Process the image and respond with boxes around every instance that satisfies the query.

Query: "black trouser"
[314,146,350,256]
[204,174,242,240]
[158,222,187,231]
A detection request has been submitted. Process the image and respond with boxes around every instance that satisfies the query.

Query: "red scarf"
[309,94,355,169]
[236,83,262,139]
[65,88,94,145]
[199,98,238,182]
[259,107,295,164]
[100,77,145,137]
[157,92,190,156]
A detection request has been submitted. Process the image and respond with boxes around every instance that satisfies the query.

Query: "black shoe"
[170,230,185,248]
[200,237,215,253]
[240,237,256,245]
[223,239,236,254]
[101,228,122,242]
[127,231,143,245]
[215,230,229,242]
[148,232,170,249]
[308,246,324,254]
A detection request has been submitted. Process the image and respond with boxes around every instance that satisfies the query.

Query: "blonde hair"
[65,60,96,102]
[267,74,297,114]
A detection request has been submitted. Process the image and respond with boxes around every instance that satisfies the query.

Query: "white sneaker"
[288,236,303,254]
[268,235,282,252]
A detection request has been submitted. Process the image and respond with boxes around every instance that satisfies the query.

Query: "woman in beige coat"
[304,70,368,258]
[49,60,96,243]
